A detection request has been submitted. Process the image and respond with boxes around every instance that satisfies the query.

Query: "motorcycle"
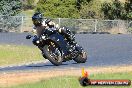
[26,28,87,66]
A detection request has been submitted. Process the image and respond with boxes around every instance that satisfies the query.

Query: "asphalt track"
[0,33,132,72]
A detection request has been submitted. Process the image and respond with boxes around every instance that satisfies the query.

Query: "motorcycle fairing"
[47,32,69,56]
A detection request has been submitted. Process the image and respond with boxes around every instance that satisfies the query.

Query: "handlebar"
[26,35,33,39]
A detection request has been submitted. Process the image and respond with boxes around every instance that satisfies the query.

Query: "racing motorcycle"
[26,28,87,66]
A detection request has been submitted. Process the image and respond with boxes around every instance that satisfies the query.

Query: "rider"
[32,12,76,52]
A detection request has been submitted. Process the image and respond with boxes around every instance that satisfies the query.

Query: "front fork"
[38,41,61,59]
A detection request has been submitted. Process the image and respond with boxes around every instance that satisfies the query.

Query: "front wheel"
[73,50,87,63]
[42,43,63,66]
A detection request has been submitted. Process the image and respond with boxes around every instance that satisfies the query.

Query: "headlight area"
[36,40,40,44]
[42,35,46,39]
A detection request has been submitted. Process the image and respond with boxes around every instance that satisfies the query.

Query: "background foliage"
[35,0,131,20]
[23,0,35,10]
[36,0,80,18]
[102,0,132,20]
[79,0,103,19]
[0,0,22,31]
[0,0,131,20]
[0,0,22,16]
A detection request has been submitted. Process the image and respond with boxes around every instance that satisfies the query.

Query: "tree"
[0,0,22,16]
[102,0,124,20]
[35,0,80,18]
[0,0,22,32]
[79,0,103,19]
[123,0,132,20]
[22,0,35,10]
[101,0,132,20]
[76,0,92,10]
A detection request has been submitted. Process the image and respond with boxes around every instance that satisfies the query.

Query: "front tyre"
[42,43,63,66]
[73,51,87,63]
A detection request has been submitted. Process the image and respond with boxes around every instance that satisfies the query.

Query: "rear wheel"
[42,42,63,66]
[73,50,87,63]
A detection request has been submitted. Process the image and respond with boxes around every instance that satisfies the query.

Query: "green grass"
[11,72,132,88]
[0,44,43,66]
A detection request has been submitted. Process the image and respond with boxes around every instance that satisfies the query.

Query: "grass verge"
[10,72,132,88]
[0,44,43,66]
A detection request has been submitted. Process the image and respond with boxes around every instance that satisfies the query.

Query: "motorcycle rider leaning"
[32,12,76,52]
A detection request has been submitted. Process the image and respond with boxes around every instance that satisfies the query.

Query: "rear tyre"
[42,43,63,66]
[73,51,87,63]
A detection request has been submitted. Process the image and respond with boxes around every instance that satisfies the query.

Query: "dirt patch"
[0,65,132,87]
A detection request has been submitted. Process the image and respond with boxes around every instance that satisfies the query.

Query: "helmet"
[32,12,43,26]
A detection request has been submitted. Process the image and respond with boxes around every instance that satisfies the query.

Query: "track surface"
[0,33,132,72]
